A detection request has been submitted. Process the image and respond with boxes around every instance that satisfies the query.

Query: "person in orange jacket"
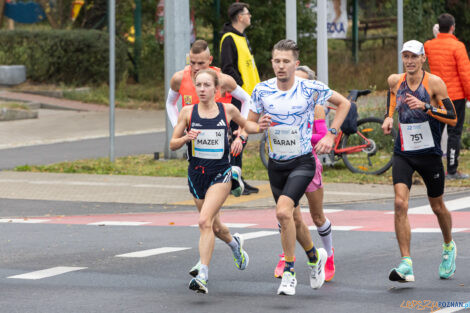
[424,13,470,179]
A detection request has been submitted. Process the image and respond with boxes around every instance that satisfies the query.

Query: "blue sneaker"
[389,258,415,282]
[439,240,457,279]
[230,166,244,197]
[232,233,249,270]
[189,273,208,294]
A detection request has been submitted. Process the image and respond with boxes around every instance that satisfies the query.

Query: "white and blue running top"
[250,77,332,160]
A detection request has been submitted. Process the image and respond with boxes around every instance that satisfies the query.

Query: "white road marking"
[0,129,164,150]
[308,225,362,231]
[190,223,256,228]
[411,228,468,233]
[87,221,151,226]
[116,247,190,258]
[8,266,87,280]
[239,231,279,240]
[300,208,344,214]
[0,218,50,224]
[387,197,470,215]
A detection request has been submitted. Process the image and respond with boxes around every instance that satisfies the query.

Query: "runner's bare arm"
[226,103,268,134]
[382,74,400,134]
[170,106,198,151]
[315,91,350,154]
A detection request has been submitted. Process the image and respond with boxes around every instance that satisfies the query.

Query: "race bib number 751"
[400,121,435,151]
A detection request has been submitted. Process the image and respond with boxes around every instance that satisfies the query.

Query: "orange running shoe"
[325,248,335,282]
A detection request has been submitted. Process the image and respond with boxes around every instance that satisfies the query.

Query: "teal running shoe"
[189,260,201,277]
[232,233,249,270]
[389,258,415,282]
[439,240,457,279]
[230,166,244,197]
[189,274,208,294]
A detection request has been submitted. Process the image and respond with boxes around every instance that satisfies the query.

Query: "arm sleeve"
[455,44,470,100]
[311,119,327,145]
[385,90,397,118]
[428,98,457,126]
[165,88,180,127]
[230,85,251,118]
[220,36,243,86]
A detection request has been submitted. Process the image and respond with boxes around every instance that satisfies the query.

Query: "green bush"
[0,29,128,84]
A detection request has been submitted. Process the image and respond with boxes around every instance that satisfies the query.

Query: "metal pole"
[352,0,359,64]
[317,0,328,85]
[109,0,115,162]
[164,0,190,159]
[397,0,403,73]
[213,0,220,65]
[286,0,297,41]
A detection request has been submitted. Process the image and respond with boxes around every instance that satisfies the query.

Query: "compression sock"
[317,219,333,256]
[305,243,318,264]
[284,256,295,273]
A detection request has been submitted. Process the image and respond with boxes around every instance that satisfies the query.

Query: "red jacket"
[424,33,470,101]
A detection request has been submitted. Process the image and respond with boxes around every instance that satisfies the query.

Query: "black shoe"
[242,179,259,193]
[242,188,253,196]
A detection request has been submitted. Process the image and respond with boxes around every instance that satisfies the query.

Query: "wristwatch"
[239,135,247,143]
[328,128,338,136]
[423,102,432,112]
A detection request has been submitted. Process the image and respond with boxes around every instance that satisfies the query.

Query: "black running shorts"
[392,154,445,198]
[188,166,232,200]
[268,153,316,207]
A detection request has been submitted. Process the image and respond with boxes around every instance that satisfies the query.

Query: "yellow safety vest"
[220,32,260,95]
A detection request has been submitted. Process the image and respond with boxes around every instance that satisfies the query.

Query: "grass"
[0,102,30,110]
[14,141,470,188]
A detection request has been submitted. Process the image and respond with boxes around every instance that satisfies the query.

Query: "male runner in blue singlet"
[382,40,458,282]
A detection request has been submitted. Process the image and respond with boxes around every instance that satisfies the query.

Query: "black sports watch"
[423,102,432,112]
[328,128,338,136]
[239,135,247,143]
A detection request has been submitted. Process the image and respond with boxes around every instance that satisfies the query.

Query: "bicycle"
[259,89,397,175]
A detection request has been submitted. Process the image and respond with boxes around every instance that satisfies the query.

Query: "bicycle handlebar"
[347,89,371,102]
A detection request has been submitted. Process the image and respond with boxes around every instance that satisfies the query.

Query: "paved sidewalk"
[0,91,165,149]
[0,171,467,210]
[1,91,468,211]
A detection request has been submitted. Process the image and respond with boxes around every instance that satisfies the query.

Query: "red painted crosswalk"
[4,208,470,233]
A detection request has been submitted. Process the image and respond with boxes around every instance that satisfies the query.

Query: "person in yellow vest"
[220,2,260,195]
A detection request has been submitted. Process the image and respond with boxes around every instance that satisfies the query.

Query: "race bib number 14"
[192,129,225,159]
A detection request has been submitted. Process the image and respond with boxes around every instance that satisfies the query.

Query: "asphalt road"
[0,132,165,170]
[1,193,469,313]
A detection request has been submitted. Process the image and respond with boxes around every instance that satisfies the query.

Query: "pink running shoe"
[325,248,335,282]
[274,253,285,278]
[274,253,296,278]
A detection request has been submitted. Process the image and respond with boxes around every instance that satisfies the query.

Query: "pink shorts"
[305,154,323,193]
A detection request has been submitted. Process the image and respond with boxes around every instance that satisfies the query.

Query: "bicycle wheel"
[340,117,396,175]
[259,135,269,169]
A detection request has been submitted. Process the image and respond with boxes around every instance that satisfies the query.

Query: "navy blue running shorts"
[188,166,232,200]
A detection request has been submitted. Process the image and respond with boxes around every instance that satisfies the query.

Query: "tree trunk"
[0,0,6,28]
[37,0,59,29]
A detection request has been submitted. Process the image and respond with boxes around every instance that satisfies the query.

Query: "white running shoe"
[309,248,327,289]
[189,260,201,277]
[230,166,244,197]
[277,271,297,296]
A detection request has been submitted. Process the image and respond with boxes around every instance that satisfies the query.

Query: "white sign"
[309,0,348,39]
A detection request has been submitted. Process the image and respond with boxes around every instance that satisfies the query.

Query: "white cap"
[400,40,424,55]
